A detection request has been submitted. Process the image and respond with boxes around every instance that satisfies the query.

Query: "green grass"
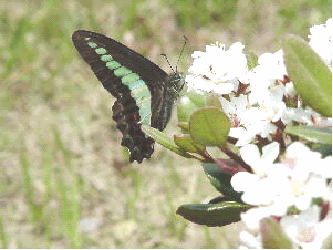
[0,0,330,248]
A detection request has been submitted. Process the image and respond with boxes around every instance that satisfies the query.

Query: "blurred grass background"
[0,0,330,248]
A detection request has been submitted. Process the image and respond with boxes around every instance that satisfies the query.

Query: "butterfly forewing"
[72,30,168,87]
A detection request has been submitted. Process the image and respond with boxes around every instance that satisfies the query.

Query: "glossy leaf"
[203,162,242,201]
[189,107,230,146]
[176,201,251,227]
[283,36,332,116]
[286,125,332,145]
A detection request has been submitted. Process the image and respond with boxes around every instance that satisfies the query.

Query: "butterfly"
[72,30,184,163]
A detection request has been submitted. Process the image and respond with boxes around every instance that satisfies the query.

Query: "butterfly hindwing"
[112,98,155,163]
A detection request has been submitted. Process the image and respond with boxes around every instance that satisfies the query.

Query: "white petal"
[286,142,310,159]
[240,144,261,165]
[230,172,258,191]
[261,142,280,163]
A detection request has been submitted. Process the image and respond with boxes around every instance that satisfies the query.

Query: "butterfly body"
[72,30,184,163]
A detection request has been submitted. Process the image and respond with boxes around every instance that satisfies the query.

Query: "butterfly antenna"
[175,35,188,73]
[161,53,175,74]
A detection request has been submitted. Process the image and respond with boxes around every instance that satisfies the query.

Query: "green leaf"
[282,36,332,116]
[260,218,293,249]
[203,163,242,201]
[174,134,206,153]
[189,107,230,146]
[142,125,189,157]
[177,92,206,123]
[285,125,332,144]
[176,202,251,227]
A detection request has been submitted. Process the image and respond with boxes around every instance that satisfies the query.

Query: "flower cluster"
[185,18,332,248]
[233,142,332,248]
[186,42,248,94]
[186,39,331,147]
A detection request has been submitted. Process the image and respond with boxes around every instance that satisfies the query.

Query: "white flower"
[247,50,288,105]
[308,18,333,68]
[185,20,332,249]
[234,141,331,248]
[284,142,332,181]
[231,142,331,233]
[216,50,295,146]
[246,50,298,126]
[280,206,332,249]
[231,143,288,209]
[239,142,280,176]
[220,95,279,146]
[186,42,248,94]
[231,172,259,193]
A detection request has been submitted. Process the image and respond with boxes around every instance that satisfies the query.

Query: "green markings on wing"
[87,39,152,125]
[106,61,121,70]
[95,48,107,54]
[114,67,132,77]
[126,79,145,90]
[122,73,140,84]
[101,54,113,62]
[87,41,97,48]
[131,83,152,125]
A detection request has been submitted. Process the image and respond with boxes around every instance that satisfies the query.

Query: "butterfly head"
[166,72,185,95]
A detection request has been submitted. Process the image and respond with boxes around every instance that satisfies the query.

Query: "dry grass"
[0,0,330,248]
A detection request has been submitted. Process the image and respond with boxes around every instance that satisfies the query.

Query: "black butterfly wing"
[72,30,167,163]
[72,30,168,89]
